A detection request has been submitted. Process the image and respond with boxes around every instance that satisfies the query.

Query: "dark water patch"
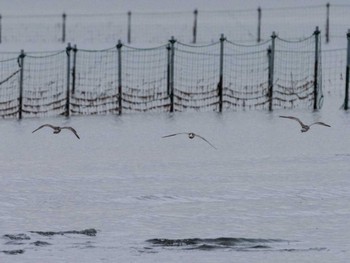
[31,241,51,246]
[280,247,327,252]
[146,237,283,251]
[145,237,327,253]
[249,245,271,249]
[30,228,97,237]
[2,249,25,255]
[3,233,30,241]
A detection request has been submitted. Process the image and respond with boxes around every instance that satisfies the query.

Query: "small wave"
[2,249,25,255]
[3,233,30,241]
[31,241,51,246]
[2,229,97,256]
[146,237,283,251]
[29,228,97,237]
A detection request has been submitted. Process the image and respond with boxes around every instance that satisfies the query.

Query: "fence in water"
[0,3,349,45]
[0,29,323,118]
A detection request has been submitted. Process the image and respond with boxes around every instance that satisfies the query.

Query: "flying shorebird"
[32,124,80,139]
[162,132,217,149]
[279,116,331,133]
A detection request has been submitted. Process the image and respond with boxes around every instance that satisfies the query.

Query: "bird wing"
[61,127,80,139]
[162,132,188,138]
[279,115,305,127]
[32,124,57,133]
[195,134,217,150]
[310,122,331,128]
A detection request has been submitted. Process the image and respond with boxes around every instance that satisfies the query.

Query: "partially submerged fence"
[0,3,348,45]
[0,29,322,118]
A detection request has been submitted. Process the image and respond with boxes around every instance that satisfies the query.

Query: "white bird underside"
[162,132,217,149]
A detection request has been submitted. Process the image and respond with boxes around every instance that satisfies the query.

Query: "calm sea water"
[0,97,349,262]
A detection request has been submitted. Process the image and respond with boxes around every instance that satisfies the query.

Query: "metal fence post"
[344,29,350,110]
[268,32,276,111]
[193,9,198,44]
[65,43,72,117]
[127,11,131,44]
[169,36,176,113]
[72,44,77,94]
[0,14,2,44]
[62,13,66,43]
[166,44,171,97]
[257,7,261,43]
[326,3,330,43]
[218,34,225,112]
[17,50,25,119]
[117,40,123,115]
[313,26,320,110]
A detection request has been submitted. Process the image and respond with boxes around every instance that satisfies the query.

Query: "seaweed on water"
[29,228,97,237]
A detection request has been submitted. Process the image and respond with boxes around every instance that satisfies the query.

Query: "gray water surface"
[0,98,349,262]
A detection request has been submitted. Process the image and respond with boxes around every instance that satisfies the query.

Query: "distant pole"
[257,7,261,43]
[193,9,198,44]
[326,3,330,43]
[218,34,225,112]
[62,13,66,43]
[344,29,350,110]
[117,40,123,115]
[166,44,171,97]
[0,14,2,44]
[65,43,72,117]
[127,11,131,44]
[72,44,77,94]
[18,50,25,119]
[313,26,320,110]
[169,36,176,113]
[268,32,276,111]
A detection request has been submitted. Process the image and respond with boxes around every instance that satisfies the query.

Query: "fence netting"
[273,33,322,109]
[174,42,220,111]
[22,51,67,117]
[71,48,119,115]
[322,48,346,97]
[122,45,169,112]
[0,55,20,118]
[223,40,270,110]
[0,31,326,118]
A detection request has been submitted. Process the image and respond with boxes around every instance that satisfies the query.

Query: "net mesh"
[223,40,270,110]
[273,34,321,109]
[22,51,67,117]
[173,42,220,112]
[0,32,327,118]
[322,48,346,98]
[0,54,21,118]
[122,45,169,112]
[71,47,119,115]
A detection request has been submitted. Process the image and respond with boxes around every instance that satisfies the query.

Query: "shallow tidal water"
[0,97,350,262]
